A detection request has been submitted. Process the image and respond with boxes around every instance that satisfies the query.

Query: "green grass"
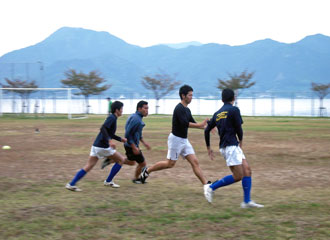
[0,115,330,239]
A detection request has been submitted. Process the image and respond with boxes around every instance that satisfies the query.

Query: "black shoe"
[140,167,149,183]
[101,158,111,169]
[132,178,143,184]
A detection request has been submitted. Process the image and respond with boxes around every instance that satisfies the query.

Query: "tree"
[1,78,38,113]
[142,72,181,114]
[61,69,111,114]
[217,70,255,105]
[311,82,330,116]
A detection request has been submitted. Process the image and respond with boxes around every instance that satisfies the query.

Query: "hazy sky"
[0,0,329,56]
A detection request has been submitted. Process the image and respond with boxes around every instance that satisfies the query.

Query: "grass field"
[0,114,329,240]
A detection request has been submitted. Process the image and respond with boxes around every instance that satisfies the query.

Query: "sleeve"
[175,105,190,128]
[100,117,121,142]
[112,134,122,142]
[204,114,217,147]
[126,117,139,145]
[233,108,243,141]
[189,110,196,124]
[100,124,110,140]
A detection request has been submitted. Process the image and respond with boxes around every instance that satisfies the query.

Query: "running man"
[203,88,264,208]
[66,101,127,191]
[124,100,151,183]
[140,85,210,189]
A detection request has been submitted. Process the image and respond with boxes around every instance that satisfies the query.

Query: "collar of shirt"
[135,111,143,118]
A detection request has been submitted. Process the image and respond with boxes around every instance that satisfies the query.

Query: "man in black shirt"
[140,85,210,189]
[203,88,264,208]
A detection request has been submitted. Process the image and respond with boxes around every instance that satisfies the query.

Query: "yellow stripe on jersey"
[216,111,228,121]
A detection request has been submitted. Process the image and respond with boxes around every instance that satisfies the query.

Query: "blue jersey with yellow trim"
[205,103,243,148]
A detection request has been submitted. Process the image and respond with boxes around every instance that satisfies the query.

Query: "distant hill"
[163,41,203,49]
[1,27,330,97]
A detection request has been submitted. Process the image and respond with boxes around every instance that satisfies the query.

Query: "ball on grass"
[2,145,11,150]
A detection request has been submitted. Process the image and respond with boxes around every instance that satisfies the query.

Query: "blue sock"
[210,175,235,191]
[242,176,252,203]
[106,163,122,182]
[70,169,87,186]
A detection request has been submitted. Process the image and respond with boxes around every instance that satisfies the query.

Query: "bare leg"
[229,164,244,182]
[110,152,125,165]
[242,159,252,177]
[123,158,136,166]
[83,156,99,172]
[147,159,176,173]
[135,161,146,179]
[185,154,207,185]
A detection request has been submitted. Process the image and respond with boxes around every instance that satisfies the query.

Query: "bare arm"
[189,118,208,129]
[140,138,151,150]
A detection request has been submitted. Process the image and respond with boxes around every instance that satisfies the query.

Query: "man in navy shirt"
[124,100,151,183]
[66,101,127,191]
[204,88,264,208]
[140,85,210,190]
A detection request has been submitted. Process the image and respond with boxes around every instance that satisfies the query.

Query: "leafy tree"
[217,70,255,105]
[1,78,38,113]
[61,69,111,114]
[311,82,330,116]
[142,72,181,114]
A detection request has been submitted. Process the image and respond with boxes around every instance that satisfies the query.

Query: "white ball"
[2,145,11,150]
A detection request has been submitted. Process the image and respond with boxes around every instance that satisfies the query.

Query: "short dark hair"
[136,100,148,110]
[111,101,123,113]
[222,88,235,103]
[179,84,193,99]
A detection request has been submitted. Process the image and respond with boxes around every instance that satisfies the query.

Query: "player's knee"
[233,173,243,182]
[244,166,252,177]
[167,160,176,168]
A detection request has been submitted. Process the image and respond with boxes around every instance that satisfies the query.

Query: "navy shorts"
[124,145,145,164]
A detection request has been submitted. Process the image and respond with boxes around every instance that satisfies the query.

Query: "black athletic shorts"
[124,145,145,163]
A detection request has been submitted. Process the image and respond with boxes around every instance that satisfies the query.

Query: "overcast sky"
[0,0,329,57]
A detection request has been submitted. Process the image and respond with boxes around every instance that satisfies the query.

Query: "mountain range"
[1,27,330,97]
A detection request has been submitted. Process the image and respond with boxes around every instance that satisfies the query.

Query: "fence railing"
[0,89,329,117]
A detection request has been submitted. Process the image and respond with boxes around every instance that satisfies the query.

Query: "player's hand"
[200,118,209,129]
[132,146,140,155]
[211,127,217,135]
[109,140,116,149]
[144,142,151,150]
[121,138,127,143]
[239,141,243,148]
[207,148,214,160]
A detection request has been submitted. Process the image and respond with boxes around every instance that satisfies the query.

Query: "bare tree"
[217,70,255,105]
[1,78,38,113]
[61,69,111,114]
[311,82,330,116]
[142,72,181,114]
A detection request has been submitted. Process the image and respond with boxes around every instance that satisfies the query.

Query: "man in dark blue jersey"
[203,88,264,208]
[140,85,210,189]
[124,100,151,183]
[66,101,127,192]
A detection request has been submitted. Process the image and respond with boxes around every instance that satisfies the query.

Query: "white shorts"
[167,133,195,160]
[220,145,246,166]
[90,146,116,159]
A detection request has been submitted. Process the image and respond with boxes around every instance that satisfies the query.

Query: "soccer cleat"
[140,167,149,183]
[101,158,112,169]
[65,183,82,192]
[204,183,214,203]
[240,200,264,208]
[132,178,143,184]
[104,180,120,188]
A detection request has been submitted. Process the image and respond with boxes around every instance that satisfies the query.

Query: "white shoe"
[240,200,264,208]
[203,184,214,203]
[65,183,82,192]
[104,180,120,188]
